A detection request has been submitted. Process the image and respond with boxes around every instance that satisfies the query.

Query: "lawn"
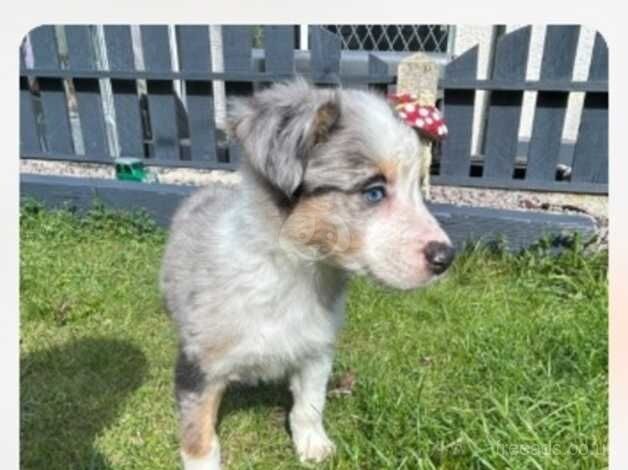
[20,201,608,469]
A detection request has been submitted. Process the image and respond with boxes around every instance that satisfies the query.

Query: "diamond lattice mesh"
[321,25,451,53]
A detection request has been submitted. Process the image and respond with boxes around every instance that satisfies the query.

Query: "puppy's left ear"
[228,83,341,198]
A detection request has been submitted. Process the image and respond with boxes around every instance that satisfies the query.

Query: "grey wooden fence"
[20,25,608,195]
[434,25,608,194]
[20,25,391,170]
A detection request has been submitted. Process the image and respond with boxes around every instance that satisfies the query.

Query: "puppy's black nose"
[424,241,456,274]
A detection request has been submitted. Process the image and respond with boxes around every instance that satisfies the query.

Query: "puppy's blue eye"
[363,186,386,203]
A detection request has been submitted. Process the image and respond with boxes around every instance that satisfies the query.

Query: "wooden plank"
[176,26,216,162]
[526,92,569,181]
[491,26,531,81]
[589,32,608,82]
[103,26,135,71]
[64,25,94,70]
[20,67,393,85]
[445,44,479,80]
[440,90,475,177]
[38,78,74,154]
[437,78,607,92]
[539,26,579,81]
[571,92,608,184]
[111,79,144,157]
[176,25,211,72]
[64,25,108,158]
[146,80,179,160]
[309,26,341,83]
[20,77,41,154]
[367,53,389,92]
[482,90,523,179]
[29,25,60,69]
[222,25,253,165]
[570,32,609,184]
[138,26,179,160]
[20,173,192,228]
[222,26,252,72]
[430,173,607,194]
[73,79,109,158]
[263,26,295,74]
[20,152,235,170]
[440,45,479,177]
[185,81,217,162]
[228,142,243,167]
[140,25,172,72]
[20,38,26,69]
[483,27,530,179]
[21,174,597,251]
[428,201,596,252]
[526,26,579,181]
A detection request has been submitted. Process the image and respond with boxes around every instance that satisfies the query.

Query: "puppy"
[160,78,455,469]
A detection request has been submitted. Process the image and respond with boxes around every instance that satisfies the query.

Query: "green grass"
[20,201,608,469]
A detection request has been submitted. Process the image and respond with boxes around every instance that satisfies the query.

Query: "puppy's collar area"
[388,93,448,142]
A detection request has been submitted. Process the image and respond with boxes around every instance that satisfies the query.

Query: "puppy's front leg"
[289,353,336,463]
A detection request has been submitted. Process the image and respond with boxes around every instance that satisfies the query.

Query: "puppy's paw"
[181,438,221,470]
[293,429,336,463]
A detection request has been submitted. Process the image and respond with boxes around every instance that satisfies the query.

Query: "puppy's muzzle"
[423,241,456,275]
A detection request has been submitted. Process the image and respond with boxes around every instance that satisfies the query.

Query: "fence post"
[396,52,439,198]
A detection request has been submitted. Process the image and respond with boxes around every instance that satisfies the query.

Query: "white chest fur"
[216,254,347,383]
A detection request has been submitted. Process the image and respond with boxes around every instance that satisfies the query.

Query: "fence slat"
[139,26,179,160]
[526,92,568,181]
[186,81,216,162]
[65,25,94,70]
[368,53,388,77]
[20,77,41,154]
[264,26,294,74]
[571,93,608,183]
[29,25,60,69]
[589,32,608,81]
[38,78,74,154]
[526,26,578,181]
[440,45,478,177]
[483,91,524,178]
[65,25,109,158]
[367,53,389,93]
[492,26,530,81]
[103,26,135,71]
[539,26,580,80]
[570,32,609,183]
[20,39,26,69]
[74,79,109,157]
[175,26,216,162]
[310,26,341,83]
[176,25,211,72]
[483,27,530,179]
[111,79,143,157]
[445,43,478,80]
[441,90,476,177]
[223,26,252,73]
[140,25,172,72]
[28,27,74,155]
[146,80,180,160]
[222,26,253,166]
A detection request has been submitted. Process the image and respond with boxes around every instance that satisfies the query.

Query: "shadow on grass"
[219,381,294,434]
[20,338,148,470]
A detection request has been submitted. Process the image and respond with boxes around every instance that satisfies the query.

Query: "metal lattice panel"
[322,25,451,53]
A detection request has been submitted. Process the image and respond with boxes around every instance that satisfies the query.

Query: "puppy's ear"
[227,82,341,198]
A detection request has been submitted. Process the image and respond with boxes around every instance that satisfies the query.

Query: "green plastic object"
[114,158,158,183]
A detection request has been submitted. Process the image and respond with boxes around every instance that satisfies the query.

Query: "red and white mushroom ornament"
[388,93,448,142]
